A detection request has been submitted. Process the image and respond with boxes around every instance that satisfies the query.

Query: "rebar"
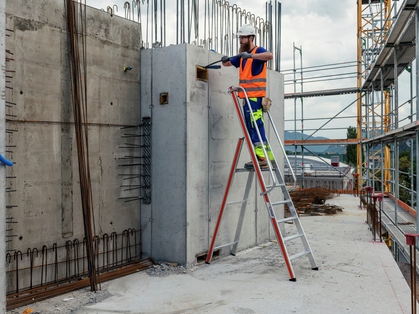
[64,0,97,292]
[6,230,143,298]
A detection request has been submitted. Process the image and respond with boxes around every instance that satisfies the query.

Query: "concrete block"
[141,44,284,264]
[5,1,142,255]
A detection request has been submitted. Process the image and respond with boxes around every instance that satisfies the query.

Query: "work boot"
[245,156,268,170]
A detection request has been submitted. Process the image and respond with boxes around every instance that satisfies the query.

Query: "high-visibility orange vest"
[238,46,267,99]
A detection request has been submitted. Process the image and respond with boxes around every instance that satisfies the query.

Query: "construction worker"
[221,24,274,169]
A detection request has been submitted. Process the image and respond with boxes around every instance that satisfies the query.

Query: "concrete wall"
[3,0,285,297]
[5,0,142,291]
[1,0,6,310]
[141,44,285,264]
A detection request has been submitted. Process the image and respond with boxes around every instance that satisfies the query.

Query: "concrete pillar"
[0,0,6,311]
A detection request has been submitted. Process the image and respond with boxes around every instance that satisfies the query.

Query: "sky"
[84,0,414,141]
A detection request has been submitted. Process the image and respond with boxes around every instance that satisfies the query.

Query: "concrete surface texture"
[140,44,285,265]
[1,0,6,311]
[7,194,412,313]
[5,0,142,292]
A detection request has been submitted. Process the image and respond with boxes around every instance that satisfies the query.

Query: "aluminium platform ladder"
[205,86,318,281]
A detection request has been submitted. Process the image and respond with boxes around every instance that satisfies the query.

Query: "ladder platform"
[277,216,297,224]
[283,233,304,242]
[290,250,311,261]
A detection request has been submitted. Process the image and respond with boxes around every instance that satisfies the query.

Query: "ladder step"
[283,233,304,242]
[214,241,238,250]
[272,200,291,206]
[227,199,247,205]
[290,250,311,261]
[277,216,297,224]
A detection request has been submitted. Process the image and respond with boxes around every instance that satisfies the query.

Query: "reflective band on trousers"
[239,78,267,84]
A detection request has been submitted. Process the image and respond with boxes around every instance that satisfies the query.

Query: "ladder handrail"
[229,86,297,192]
[266,111,297,192]
[229,86,277,191]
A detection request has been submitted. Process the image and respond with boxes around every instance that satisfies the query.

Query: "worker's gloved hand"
[221,56,230,64]
[240,52,253,59]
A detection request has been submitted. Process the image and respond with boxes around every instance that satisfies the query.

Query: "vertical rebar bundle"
[64,0,98,292]
[112,0,281,70]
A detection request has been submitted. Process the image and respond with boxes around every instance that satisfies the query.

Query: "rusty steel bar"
[65,0,97,291]
[6,230,142,296]
[6,258,156,311]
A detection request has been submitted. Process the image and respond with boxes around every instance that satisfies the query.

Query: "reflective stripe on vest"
[238,46,267,99]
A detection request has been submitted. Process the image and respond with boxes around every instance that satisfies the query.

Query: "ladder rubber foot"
[205,261,211,264]
[231,253,236,256]
[312,267,319,271]
[289,278,297,282]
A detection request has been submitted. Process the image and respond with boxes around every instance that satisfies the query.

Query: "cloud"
[85,0,362,139]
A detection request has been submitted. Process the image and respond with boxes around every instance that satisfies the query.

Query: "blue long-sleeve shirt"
[229,46,268,77]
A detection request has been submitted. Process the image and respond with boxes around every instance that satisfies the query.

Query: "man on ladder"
[221,24,274,170]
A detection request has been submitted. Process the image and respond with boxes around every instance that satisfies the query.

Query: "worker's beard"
[239,41,251,53]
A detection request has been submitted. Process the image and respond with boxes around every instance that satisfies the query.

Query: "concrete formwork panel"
[145,44,188,263]
[141,44,284,264]
[1,0,6,310]
[5,0,142,293]
[185,47,209,263]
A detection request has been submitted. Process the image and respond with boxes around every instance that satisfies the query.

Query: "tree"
[398,151,413,205]
[346,126,357,167]
[399,156,411,172]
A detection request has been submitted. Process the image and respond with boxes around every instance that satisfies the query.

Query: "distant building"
[285,155,353,190]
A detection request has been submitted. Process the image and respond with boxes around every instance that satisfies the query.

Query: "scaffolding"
[282,0,419,264]
[357,0,419,262]
[282,56,361,190]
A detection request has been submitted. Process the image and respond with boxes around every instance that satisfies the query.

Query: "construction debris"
[146,263,192,277]
[286,188,343,216]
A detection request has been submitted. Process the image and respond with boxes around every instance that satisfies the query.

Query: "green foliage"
[397,149,416,206]
[399,180,412,206]
[399,156,411,172]
[347,126,357,139]
[346,126,357,167]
